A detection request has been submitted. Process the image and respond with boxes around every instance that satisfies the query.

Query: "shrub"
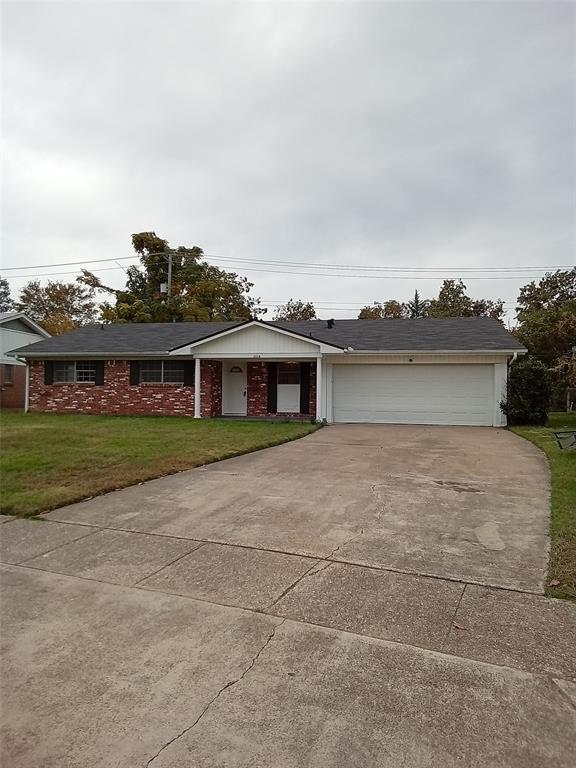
[501,356,552,426]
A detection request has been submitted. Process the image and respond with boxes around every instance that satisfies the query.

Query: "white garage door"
[332,364,494,426]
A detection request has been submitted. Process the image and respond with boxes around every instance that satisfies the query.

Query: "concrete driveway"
[1,425,575,767]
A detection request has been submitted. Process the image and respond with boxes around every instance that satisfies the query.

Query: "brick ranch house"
[11,317,526,426]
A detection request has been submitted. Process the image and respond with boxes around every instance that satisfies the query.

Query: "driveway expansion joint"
[33,515,549,598]
[14,524,101,566]
[144,617,286,767]
[4,562,574,684]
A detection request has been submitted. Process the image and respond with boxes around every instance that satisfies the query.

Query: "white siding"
[1,329,47,365]
[182,324,321,357]
[332,364,496,426]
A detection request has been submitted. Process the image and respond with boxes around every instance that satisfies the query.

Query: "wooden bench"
[553,431,576,450]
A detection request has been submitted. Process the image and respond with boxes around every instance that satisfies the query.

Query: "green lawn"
[511,412,576,601]
[0,412,320,517]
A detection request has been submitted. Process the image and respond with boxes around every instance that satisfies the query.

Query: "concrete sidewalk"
[0,426,573,766]
[1,560,575,768]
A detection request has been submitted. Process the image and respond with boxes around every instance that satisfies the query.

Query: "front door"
[222,361,247,416]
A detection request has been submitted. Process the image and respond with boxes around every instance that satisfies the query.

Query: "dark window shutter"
[300,362,311,414]
[129,361,140,386]
[94,361,105,385]
[183,361,195,387]
[267,362,278,413]
[44,361,54,385]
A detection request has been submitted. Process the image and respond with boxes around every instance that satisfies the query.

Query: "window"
[3,365,13,385]
[54,362,77,383]
[53,361,98,384]
[278,362,301,385]
[140,360,185,384]
[76,361,97,382]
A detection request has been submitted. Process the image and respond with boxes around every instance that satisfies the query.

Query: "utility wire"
[0,253,570,273]
[0,264,561,280]
[202,255,568,273]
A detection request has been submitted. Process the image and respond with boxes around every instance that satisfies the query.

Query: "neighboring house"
[11,317,526,426]
[0,313,51,410]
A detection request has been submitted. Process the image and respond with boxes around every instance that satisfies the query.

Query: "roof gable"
[170,320,343,356]
[0,313,51,338]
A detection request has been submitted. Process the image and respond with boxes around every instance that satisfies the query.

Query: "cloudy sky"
[2,1,575,322]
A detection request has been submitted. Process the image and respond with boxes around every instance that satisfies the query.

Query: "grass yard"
[0,412,320,517]
[512,412,576,601]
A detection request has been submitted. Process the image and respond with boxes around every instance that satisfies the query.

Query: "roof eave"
[8,351,177,359]
[325,348,528,355]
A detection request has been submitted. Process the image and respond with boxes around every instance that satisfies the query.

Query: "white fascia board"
[324,348,527,356]
[0,313,51,338]
[192,352,323,360]
[169,319,343,355]
[12,352,177,359]
[1,355,25,365]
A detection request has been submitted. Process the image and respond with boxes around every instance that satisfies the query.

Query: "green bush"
[501,356,552,426]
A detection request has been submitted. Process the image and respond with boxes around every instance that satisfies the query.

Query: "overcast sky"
[2,1,575,322]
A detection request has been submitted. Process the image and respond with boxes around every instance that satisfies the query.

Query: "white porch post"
[194,357,201,418]
[315,356,323,421]
[24,363,30,414]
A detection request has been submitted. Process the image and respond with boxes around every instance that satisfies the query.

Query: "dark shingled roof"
[10,317,525,357]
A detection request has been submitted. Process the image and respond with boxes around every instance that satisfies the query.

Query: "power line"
[0,253,570,273]
[1,264,559,281]
[2,267,131,278]
[0,257,139,271]
[202,255,569,273]
[198,265,539,280]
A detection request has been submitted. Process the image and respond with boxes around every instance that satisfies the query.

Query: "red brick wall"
[201,360,222,417]
[246,361,316,418]
[28,359,316,418]
[0,364,26,409]
[28,360,217,417]
[246,362,268,416]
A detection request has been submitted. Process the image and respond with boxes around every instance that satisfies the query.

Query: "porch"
[195,359,320,420]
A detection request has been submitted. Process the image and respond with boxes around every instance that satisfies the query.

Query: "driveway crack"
[326,529,364,560]
[445,583,467,639]
[144,618,285,766]
[266,560,332,611]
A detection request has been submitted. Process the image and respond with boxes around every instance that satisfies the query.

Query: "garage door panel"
[332,364,494,426]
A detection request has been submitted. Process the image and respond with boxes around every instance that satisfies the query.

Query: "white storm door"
[222,361,247,415]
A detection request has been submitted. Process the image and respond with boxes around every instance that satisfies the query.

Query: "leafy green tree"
[274,299,316,321]
[514,269,576,364]
[0,277,15,312]
[81,232,264,323]
[500,356,552,425]
[358,303,384,319]
[358,300,406,319]
[383,300,405,318]
[405,290,428,318]
[180,265,263,321]
[17,280,98,335]
[428,279,504,322]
